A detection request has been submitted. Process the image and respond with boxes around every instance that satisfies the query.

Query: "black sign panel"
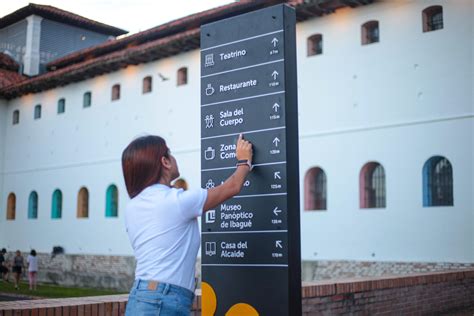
[201,5,301,316]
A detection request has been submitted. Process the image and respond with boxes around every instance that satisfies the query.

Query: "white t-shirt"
[27,255,38,272]
[125,184,207,291]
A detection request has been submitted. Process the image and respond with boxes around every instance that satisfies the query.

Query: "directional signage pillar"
[200,5,301,315]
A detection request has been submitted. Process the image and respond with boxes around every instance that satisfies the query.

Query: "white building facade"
[0,0,472,289]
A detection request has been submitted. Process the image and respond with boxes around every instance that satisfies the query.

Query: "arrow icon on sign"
[272,103,280,112]
[271,37,279,47]
[273,207,282,216]
[275,240,283,248]
[274,171,281,180]
[273,137,280,147]
[271,71,279,80]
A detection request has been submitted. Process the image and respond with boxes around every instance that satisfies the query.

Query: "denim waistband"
[132,279,194,300]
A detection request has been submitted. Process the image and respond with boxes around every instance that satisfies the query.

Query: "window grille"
[423,156,453,206]
[83,92,92,107]
[34,104,41,119]
[112,84,120,101]
[307,34,323,56]
[423,6,443,32]
[143,76,152,93]
[362,21,379,45]
[177,68,188,86]
[12,110,19,124]
[304,167,327,211]
[58,98,65,114]
[360,162,386,208]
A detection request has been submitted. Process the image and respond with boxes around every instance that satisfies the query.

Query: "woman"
[0,248,10,282]
[27,249,38,291]
[122,134,252,315]
[12,250,25,290]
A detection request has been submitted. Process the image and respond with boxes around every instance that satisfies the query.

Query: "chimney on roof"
[23,14,43,76]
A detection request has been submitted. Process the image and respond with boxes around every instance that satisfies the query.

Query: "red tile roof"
[0,69,27,90]
[47,0,287,70]
[0,52,20,71]
[0,53,26,89]
[1,28,200,97]
[0,3,127,36]
[0,0,372,99]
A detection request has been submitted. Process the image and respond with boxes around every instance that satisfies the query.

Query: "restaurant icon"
[205,84,215,96]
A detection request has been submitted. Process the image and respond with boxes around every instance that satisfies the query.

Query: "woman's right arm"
[203,134,253,211]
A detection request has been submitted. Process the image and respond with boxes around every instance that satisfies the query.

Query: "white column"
[0,100,7,231]
[23,15,43,76]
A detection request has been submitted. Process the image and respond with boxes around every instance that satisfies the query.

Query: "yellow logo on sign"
[202,282,259,316]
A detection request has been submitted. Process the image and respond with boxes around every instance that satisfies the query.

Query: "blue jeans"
[125,280,195,316]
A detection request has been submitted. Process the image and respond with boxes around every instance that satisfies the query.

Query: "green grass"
[0,280,126,298]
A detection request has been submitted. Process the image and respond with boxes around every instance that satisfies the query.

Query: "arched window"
[423,156,453,206]
[111,84,121,101]
[12,110,19,125]
[105,185,118,217]
[51,189,62,219]
[360,162,386,208]
[423,6,443,32]
[34,104,42,120]
[6,193,16,220]
[77,187,89,218]
[177,67,188,86]
[83,91,92,108]
[361,20,379,45]
[304,167,327,211]
[307,34,323,56]
[143,76,152,94]
[28,191,38,219]
[57,98,65,114]
[173,178,188,191]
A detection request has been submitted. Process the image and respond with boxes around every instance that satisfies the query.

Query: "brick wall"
[301,270,474,315]
[1,270,473,315]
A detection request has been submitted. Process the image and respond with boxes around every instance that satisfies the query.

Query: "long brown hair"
[121,135,169,198]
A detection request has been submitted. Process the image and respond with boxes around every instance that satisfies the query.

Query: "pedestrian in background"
[0,248,9,282]
[27,249,38,290]
[12,250,25,290]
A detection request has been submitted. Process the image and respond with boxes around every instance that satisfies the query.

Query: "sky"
[0,0,234,36]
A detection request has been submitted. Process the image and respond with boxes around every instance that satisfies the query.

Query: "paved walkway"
[0,292,35,301]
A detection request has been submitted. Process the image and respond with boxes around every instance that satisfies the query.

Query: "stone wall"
[12,252,474,291]
[301,259,474,281]
[34,253,135,291]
